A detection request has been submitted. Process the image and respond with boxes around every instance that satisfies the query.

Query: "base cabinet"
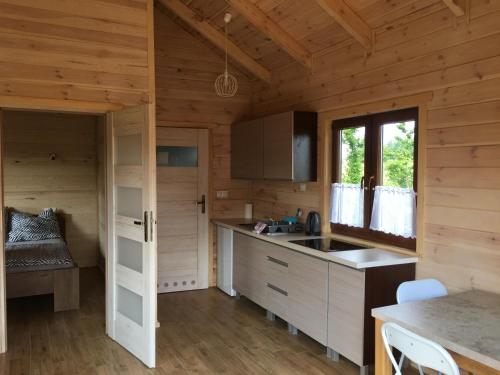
[328,263,366,365]
[233,232,329,344]
[288,251,328,345]
[231,230,416,369]
[233,232,267,308]
[327,262,416,367]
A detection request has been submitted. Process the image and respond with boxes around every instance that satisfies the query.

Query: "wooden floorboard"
[0,268,360,374]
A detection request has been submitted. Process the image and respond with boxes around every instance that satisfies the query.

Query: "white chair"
[381,322,460,375]
[396,279,448,372]
[397,279,448,304]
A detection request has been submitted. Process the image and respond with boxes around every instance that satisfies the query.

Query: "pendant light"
[215,13,238,97]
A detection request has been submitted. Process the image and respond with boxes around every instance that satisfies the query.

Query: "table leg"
[375,319,392,375]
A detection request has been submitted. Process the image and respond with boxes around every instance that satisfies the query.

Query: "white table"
[372,290,500,375]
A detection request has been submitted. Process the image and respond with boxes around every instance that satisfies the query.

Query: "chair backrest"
[396,279,448,304]
[381,322,460,375]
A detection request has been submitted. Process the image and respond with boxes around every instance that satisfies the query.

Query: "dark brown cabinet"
[231,111,317,181]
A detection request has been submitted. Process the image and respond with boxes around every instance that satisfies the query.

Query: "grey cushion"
[8,208,62,243]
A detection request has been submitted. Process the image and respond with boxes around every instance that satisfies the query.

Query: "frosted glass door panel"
[156,146,197,167]
[117,236,143,273]
[116,186,142,219]
[117,285,143,326]
[116,134,142,166]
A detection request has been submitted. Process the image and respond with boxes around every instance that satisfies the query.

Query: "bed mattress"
[5,238,75,273]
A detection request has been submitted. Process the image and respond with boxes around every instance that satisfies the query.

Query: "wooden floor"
[0,268,360,374]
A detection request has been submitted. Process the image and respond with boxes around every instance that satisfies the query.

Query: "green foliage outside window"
[341,123,414,188]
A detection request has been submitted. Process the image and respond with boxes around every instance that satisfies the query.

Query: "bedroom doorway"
[0,104,158,368]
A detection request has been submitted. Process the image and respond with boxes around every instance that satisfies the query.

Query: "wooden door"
[156,128,209,293]
[107,105,156,368]
[0,109,5,354]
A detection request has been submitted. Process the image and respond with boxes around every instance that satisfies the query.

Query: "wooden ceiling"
[156,0,462,81]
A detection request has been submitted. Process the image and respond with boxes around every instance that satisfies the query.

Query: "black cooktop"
[289,238,366,252]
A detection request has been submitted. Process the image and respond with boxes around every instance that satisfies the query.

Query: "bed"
[5,209,79,312]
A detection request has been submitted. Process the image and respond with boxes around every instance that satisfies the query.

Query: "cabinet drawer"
[266,282,288,320]
[266,254,289,292]
[328,263,366,366]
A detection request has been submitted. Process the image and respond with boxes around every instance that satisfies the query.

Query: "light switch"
[216,190,229,198]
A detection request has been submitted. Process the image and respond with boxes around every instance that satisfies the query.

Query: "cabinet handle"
[267,256,288,268]
[267,283,288,296]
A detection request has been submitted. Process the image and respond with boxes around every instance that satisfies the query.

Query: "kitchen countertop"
[372,290,500,371]
[213,218,418,269]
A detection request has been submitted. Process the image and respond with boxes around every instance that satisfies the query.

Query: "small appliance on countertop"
[289,238,367,252]
[305,211,321,236]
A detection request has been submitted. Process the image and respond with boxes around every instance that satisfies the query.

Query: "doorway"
[0,104,158,368]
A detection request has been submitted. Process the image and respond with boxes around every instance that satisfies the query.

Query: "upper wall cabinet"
[231,118,264,179]
[231,111,317,181]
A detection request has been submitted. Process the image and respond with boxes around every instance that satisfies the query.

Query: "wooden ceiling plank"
[314,0,371,49]
[158,0,271,82]
[442,0,465,17]
[226,0,312,69]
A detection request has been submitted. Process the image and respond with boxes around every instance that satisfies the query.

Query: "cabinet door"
[287,252,329,345]
[328,263,366,366]
[231,119,263,179]
[263,112,293,180]
[233,233,267,308]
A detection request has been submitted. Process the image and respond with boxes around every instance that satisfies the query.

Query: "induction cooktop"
[288,238,366,252]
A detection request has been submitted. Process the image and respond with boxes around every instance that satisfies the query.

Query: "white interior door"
[156,127,209,293]
[106,105,156,368]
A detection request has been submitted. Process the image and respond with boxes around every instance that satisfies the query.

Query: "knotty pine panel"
[0,0,151,107]
[3,111,100,267]
[250,2,500,293]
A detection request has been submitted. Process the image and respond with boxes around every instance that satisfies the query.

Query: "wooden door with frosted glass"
[156,128,209,293]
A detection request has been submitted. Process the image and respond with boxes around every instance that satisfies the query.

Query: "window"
[330,108,418,250]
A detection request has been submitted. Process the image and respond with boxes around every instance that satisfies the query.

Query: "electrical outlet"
[299,183,307,192]
[216,190,229,199]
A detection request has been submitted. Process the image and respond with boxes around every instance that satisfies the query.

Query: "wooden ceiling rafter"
[225,0,313,69]
[158,0,272,83]
[442,0,466,17]
[314,0,372,49]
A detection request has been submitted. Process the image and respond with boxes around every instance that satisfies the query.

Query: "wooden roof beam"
[442,0,465,16]
[314,0,371,49]
[158,0,271,82]
[226,0,312,69]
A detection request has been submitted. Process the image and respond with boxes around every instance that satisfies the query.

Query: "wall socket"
[216,190,229,199]
[299,183,307,192]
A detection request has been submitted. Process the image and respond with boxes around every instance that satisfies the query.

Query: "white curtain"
[370,186,416,238]
[330,183,364,228]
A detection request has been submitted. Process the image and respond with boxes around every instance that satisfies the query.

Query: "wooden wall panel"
[250,2,500,293]
[3,111,100,267]
[0,0,151,107]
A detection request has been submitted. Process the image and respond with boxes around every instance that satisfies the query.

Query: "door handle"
[197,194,206,214]
[144,211,148,242]
[133,220,142,226]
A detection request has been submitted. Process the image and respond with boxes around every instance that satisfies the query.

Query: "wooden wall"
[0,0,152,108]
[3,110,101,267]
[250,1,500,293]
[154,6,253,285]
[155,7,253,219]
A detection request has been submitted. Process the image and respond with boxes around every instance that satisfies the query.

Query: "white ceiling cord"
[214,13,238,97]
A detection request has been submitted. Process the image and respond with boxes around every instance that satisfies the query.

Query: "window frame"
[331,107,418,250]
